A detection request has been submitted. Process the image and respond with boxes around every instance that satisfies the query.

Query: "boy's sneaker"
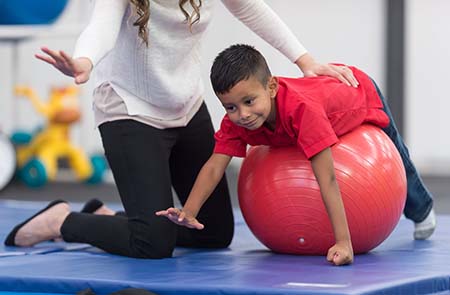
[414,208,436,240]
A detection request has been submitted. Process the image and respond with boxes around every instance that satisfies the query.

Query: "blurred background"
[0,0,448,211]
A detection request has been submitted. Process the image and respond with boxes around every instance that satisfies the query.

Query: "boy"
[156,44,436,266]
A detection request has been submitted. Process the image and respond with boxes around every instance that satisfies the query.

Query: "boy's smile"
[218,76,278,130]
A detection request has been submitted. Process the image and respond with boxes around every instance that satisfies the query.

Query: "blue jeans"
[372,81,433,222]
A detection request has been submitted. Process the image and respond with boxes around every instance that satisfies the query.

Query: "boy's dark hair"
[210,44,272,94]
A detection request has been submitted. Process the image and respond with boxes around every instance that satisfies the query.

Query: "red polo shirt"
[214,66,390,159]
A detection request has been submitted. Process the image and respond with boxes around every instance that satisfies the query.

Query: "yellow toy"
[13,85,105,187]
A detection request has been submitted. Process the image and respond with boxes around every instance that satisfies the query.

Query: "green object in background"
[86,155,107,184]
[10,131,33,146]
[19,158,48,188]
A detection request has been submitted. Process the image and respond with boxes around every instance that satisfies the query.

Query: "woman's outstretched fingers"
[59,50,72,63]
[41,47,65,64]
[35,53,56,66]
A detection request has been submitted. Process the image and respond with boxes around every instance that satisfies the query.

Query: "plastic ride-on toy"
[12,85,106,187]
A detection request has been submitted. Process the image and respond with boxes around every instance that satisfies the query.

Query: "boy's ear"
[268,76,278,98]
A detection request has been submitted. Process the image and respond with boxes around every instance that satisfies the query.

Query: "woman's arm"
[310,147,354,265]
[221,0,305,64]
[72,0,128,67]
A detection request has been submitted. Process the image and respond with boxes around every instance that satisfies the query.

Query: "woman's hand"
[155,207,204,230]
[35,47,93,84]
[295,53,359,87]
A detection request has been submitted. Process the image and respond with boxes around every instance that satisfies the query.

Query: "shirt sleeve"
[293,102,339,159]
[72,0,128,67]
[214,117,248,157]
[221,0,307,63]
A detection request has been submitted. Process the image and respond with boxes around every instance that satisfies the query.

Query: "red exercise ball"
[238,124,407,255]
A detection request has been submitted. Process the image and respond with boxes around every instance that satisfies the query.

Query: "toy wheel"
[19,158,47,187]
[86,154,107,184]
[0,133,16,191]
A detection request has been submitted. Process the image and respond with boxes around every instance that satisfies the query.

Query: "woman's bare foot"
[93,205,115,216]
[14,202,70,247]
[81,198,115,216]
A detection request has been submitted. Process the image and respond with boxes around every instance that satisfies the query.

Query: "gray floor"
[1,168,449,214]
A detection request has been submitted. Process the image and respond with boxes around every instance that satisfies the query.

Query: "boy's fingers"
[155,210,167,216]
[333,253,343,265]
[326,250,335,262]
[178,211,186,222]
[333,252,352,266]
[167,208,180,215]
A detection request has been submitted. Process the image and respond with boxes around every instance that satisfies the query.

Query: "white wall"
[406,0,450,175]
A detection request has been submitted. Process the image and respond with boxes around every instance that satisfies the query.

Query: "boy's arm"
[310,147,354,266]
[156,153,232,229]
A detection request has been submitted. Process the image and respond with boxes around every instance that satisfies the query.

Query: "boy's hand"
[327,241,354,266]
[155,208,204,230]
[35,47,93,84]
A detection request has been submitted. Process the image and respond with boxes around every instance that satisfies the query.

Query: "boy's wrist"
[335,238,352,245]
[181,206,198,218]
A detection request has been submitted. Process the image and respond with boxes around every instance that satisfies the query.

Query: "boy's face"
[218,76,278,130]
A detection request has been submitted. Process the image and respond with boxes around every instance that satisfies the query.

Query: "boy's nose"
[239,111,251,121]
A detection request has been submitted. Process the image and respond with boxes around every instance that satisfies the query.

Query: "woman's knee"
[212,223,234,248]
[130,238,175,258]
[128,220,177,259]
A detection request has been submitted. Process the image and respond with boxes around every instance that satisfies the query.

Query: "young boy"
[156,44,436,266]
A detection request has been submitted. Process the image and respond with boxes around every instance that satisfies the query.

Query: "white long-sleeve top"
[74,0,306,127]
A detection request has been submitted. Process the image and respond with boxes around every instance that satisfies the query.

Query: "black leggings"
[61,103,234,258]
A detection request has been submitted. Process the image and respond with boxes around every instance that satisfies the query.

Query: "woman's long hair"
[130,0,202,46]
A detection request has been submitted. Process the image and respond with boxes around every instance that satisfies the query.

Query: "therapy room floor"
[0,169,449,295]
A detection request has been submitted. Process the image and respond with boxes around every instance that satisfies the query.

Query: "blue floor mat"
[0,200,449,295]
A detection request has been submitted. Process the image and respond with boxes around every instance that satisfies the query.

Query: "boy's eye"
[225,105,236,112]
[244,98,255,105]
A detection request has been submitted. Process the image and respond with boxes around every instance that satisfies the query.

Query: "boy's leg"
[372,82,435,238]
[170,103,234,248]
[61,119,178,258]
